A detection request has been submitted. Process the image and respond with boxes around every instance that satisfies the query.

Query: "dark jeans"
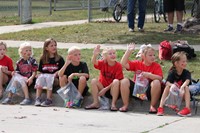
[127,0,147,29]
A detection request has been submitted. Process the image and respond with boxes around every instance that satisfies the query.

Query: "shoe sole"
[177,113,191,117]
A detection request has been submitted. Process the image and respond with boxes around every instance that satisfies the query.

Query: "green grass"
[0,22,200,44]
[6,47,200,83]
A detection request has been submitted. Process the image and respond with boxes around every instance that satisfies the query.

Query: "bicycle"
[154,0,167,23]
[112,0,127,22]
[191,0,199,17]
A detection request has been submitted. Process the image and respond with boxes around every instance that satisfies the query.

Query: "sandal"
[119,107,128,112]
[110,106,118,111]
[84,104,99,110]
[149,107,157,114]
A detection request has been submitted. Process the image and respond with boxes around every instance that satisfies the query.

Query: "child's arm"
[98,84,112,96]
[121,43,135,69]
[27,71,37,86]
[142,72,162,81]
[91,45,101,65]
[180,79,190,90]
[58,56,71,77]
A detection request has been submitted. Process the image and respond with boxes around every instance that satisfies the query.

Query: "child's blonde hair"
[141,46,155,56]
[68,46,80,55]
[18,42,33,57]
[102,47,116,59]
[0,41,7,50]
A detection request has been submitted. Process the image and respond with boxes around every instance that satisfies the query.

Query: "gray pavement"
[0,105,199,133]
[0,20,200,133]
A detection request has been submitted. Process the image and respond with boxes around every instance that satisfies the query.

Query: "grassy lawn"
[0,22,200,44]
[7,47,200,84]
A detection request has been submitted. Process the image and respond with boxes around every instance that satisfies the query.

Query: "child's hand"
[127,43,135,51]
[66,55,72,64]
[1,66,8,74]
[98,88,107,97]
[68,74,74,82]
[11,71,15,76]
[27,78,33,86]
[93,45,101,56]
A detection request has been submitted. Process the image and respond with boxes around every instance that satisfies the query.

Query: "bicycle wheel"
[154,1,161,23]
[163,13,167,22]
[113,4,122,22]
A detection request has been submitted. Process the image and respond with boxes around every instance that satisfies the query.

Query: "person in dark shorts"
[164,0,185,33]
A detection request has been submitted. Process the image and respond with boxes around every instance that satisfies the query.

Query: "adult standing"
[164,0,185,33]
[127,0,147,32]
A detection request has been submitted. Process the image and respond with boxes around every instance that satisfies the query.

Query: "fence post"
[19,0,32,24]
[49,0,52,15]
[88,0,91,22]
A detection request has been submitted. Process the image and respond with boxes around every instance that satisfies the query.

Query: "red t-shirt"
[94,60,124,87]
[0,55,14,72]
[128,60,163,82]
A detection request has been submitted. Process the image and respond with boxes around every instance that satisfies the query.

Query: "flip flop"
[149,108,157,114]
[84,105,99,110]
[119,107,128,112]
[110,106,118,111]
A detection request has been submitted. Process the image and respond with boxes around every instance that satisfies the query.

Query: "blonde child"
[119,43,163,112]
[34,38,64,107]
[157,51,191,117]
[2,42,38,105]
[0,42,14,99]
[85,45,124,111]
[58,46,89,108]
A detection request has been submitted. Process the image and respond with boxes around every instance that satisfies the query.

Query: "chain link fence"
[0,0,197,25]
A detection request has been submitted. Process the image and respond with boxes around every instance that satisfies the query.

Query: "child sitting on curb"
[58,46,89,108]
[157,51,191,117]
[0,42,14,99]
[119,43,163,112]
[34,38,64,107]
[85,45,124,111]
[2,42,38,105]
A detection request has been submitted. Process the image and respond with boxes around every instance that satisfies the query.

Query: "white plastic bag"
[57,82,83,108]
[6,73,27,96]
[165,84,183,110]
[35,74,54,90]
[132,71,149,100]
[98,96,110,110]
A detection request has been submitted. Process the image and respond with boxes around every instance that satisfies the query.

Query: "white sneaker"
[129,28,134,32]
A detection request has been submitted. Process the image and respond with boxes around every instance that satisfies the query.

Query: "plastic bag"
[165,84,183,110]
[132,71,149,100]
[57,82,83,108]
[98,96,110,110]
[6,73,27,96]
[35,74,55,90]
[189,83,200,96]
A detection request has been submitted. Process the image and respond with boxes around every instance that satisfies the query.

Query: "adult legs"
[127,0,137,29]
[137,0,147,29]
